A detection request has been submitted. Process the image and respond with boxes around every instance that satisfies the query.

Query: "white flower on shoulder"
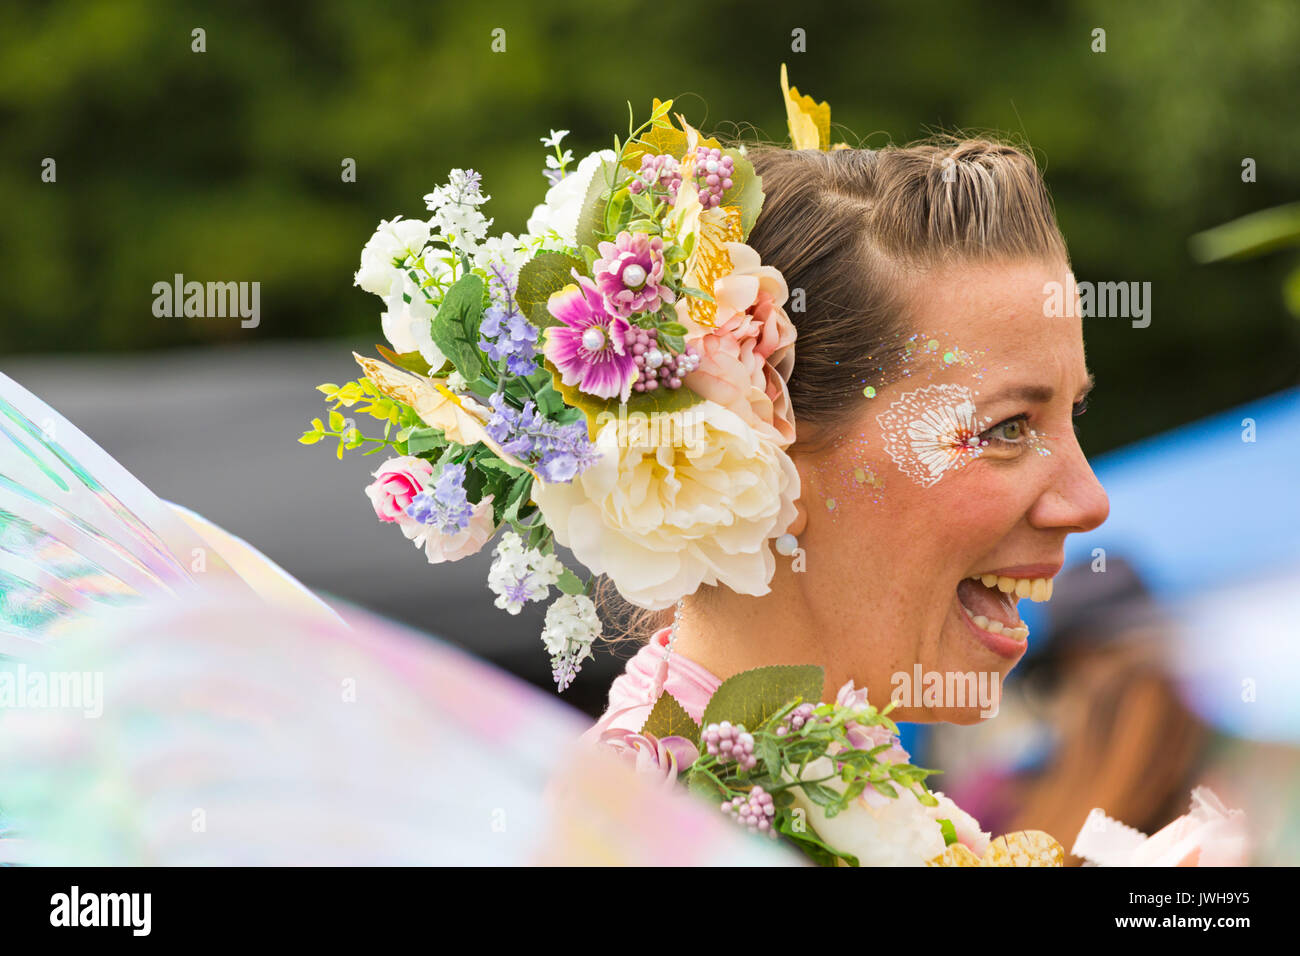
[355,216,432,297]
[784,756,991,866]
[524,148,616,248]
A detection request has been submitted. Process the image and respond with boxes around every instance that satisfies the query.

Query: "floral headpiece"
[302,68,835,690]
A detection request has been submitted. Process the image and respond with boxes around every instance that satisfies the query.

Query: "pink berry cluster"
[629,153,682,200]
[703,720,757,770]
[625,326,699,392]
[722,785,777,837]
[690,146,734,209]
[775,703,816,737]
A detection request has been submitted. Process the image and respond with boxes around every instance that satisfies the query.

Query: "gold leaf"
[352,353,538,479]
[780,63,830,151]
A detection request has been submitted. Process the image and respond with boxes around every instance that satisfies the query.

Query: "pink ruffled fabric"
[583,627,722,742]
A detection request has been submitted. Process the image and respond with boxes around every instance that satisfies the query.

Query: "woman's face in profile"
[794,259,1109,723]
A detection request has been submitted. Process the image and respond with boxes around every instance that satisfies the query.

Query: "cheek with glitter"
[810,432,887,522]
[875,383,991,487]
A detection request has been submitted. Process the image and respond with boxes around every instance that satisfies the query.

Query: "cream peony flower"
[531,400,800,610]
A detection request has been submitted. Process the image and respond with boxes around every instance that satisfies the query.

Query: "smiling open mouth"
[955,573,1054,643]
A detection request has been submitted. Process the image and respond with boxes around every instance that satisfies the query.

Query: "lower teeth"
[960,603,1029,641]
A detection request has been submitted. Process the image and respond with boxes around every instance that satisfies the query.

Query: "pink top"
[583,627,722,742]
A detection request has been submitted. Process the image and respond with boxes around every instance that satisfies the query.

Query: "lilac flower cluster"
[484,392,601,483]
[406,462,473,534]
[480,264,540,376]
[703,721,757,771]
[722,786,777,837]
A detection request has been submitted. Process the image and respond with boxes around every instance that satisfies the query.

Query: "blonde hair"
[600,136,1071,644]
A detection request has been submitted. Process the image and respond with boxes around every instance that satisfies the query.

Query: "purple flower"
[483,392,601,484]
[593,232,674,318]
[480,264,540,376]
[542,274,637,403]
[406,462,474,535]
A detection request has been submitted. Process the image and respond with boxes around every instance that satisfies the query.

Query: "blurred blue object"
[1019,385,1300,641]
[908,386,1300,759]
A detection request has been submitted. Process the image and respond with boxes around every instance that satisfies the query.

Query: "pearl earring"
[774,532,798,556]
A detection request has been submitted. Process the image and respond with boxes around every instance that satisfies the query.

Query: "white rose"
[523,149,616,248]
[531,400,799,610]
[355,216,432,297]
[381,278,447,371]
[787,756,948,866]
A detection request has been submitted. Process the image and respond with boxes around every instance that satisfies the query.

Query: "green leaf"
[756,734,783,777]
[774,812,857,867]
[405,426,446,456]
[544,359,702,441]
[721,148,765,240]
[555,567,585,596]
[430,274,485,381]
[516,252,587,330]
[328,410,345,431]
[686,767,728,801]
[658,322,688,336]
[573,158,622,248]
[376,344,435,376]
[297,430,323,445]
[639,691,702,741]
[701,665,825,733]
[1189,201,1300,262]
[937,817,958,847]
[497,471,534,527]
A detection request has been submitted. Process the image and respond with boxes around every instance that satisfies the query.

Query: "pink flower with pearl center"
[543,274,638,403]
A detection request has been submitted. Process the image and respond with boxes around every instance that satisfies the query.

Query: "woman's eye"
[982,415,1028,445]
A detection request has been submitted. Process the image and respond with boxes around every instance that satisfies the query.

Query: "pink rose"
[365,456,434,523]
[679,242,797,447]
[402,494,496,565]
[599,728,700,789]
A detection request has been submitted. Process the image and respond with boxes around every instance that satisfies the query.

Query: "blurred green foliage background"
[1,0,1297,452]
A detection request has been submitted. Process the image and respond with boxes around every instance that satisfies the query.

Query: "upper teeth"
[969,574,1054,603]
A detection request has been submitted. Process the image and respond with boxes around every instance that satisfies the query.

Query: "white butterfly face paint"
[875,383,991,487]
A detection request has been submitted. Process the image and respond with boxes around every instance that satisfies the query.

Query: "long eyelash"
[1073,396,1089,417]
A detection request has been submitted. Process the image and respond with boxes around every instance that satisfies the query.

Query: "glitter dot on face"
[943,351,956,364]
[862,385,876,398]
[926,339,939,351]
[826,498,836,511]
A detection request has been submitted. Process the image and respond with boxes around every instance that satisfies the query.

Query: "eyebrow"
[983,372,1095,405]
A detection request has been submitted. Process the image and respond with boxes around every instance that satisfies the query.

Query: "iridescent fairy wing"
[0,587,791,865]
[0,371,248,658]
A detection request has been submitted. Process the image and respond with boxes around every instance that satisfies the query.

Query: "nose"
[1029,432,1110,534]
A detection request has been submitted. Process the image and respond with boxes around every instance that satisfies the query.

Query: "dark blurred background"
[2,0,1299,729]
